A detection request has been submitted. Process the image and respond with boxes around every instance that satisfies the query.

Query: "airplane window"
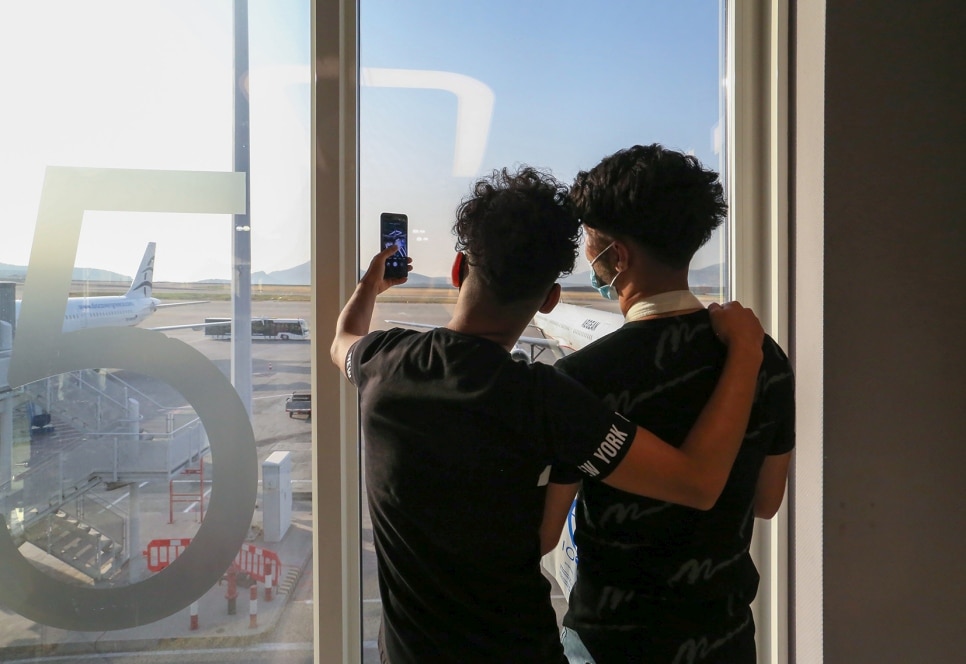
[359,0,727,658]
[0,1,312,659]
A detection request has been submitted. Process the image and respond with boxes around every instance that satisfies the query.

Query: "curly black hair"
[454,166,580,303]
[570,144,727,269]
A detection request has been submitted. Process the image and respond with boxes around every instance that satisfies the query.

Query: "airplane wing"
[155,300,210,308]
[147,320,225,332]
[517,334,567,360]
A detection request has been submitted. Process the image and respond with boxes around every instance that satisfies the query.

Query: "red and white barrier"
[264,559,275,602]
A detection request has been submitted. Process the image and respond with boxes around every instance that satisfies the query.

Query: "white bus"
[203,317,310,340]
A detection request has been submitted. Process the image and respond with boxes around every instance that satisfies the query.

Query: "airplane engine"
[510,345,530,363]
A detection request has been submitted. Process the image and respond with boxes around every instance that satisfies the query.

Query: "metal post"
[264,558,274,602]
[248,582,258,628]
[231,0,253,418]
[128,483,145,581]
[226,567,238,615]
[0,396,12,514]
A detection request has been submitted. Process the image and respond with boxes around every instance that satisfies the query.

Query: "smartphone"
[380,212,409,279]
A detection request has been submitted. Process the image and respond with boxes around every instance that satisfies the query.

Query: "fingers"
[362,247,413,290]
[709,300,764,349]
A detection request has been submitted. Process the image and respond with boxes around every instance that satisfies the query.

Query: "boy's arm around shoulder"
[601,301,764,510]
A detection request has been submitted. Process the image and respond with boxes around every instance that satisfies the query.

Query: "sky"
[0,0,725,282]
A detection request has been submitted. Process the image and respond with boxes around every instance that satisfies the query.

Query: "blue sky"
[0,1,724,281]
[361,0,725,276]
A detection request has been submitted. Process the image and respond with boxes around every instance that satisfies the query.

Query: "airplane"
[387,300,626,364]
[12,242,208,334]
[530,302,624,360]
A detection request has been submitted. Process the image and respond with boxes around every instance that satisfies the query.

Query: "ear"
[613,240,630,271]
[450,252,466,288]
[538,282,561,314]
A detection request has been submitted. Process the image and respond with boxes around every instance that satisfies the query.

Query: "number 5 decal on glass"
[0,166,255,630]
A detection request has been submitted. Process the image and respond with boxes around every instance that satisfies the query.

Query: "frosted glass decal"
[0,167,256,630]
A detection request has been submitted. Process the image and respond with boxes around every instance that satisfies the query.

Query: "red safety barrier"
[233,543,282,593]
[144,539,192,572]
[141,538,282,623]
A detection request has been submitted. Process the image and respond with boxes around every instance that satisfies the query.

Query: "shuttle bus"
[203,317,310,340]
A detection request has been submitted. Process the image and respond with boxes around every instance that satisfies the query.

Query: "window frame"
[727,2,791,663]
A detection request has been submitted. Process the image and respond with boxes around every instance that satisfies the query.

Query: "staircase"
[5,369,205,584]
[23,507,126,583]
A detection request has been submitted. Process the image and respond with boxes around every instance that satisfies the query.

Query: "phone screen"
[380,212,408,279]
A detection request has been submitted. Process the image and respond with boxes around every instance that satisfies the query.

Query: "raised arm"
[330,245,412,377]
[602,301,764,510]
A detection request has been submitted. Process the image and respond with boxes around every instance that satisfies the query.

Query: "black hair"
[454,166,580,303]
[571,144,726,269]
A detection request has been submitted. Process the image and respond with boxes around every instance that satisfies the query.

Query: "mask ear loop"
[450,252,466,288]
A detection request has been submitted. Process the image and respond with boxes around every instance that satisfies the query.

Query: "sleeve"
[540,368,638,483]
[762,340,796,456]
[345,329,397,388]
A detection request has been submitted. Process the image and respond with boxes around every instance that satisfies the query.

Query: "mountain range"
[0,259,723,289]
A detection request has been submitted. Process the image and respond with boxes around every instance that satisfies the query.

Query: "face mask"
[589,241,622,300]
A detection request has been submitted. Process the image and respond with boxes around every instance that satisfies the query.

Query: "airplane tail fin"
[124,242,156,299]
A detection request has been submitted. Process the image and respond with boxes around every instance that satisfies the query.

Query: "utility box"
[262,451,292,542]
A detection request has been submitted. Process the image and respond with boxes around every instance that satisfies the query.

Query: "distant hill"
[560,264,723,290]
[689,264,723,287]
[0,259,723,289]
[372,264,724,290]
[252,261,311,286]
[0,263,129,283]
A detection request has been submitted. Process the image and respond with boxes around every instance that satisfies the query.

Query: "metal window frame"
[728,2,792,663]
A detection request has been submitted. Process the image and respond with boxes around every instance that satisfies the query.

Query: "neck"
[619,271,692,318]
[447,282,537,351]
[623,290,704,322]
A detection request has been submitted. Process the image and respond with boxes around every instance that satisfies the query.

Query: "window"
[0,1,786,662]
[353,1,759,662]
[0,0,313,658]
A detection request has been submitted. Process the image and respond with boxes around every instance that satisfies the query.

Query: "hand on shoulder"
[708,301,764,356]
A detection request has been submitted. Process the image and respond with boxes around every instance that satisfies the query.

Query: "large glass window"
[0,1,312,660]
[359,1,726,661]
[0,2,785,662]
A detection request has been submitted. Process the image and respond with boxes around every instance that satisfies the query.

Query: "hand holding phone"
[380,212,409,279]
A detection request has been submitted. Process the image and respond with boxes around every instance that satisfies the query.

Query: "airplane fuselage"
[13,295,161,334]
[61,296,160,332]
[532,302,624,353]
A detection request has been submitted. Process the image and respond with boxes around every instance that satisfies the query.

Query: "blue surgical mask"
[589,241,622,300]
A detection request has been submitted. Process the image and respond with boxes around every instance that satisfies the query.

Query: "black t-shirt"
[347,327,637,664]
[556,310,794,660]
